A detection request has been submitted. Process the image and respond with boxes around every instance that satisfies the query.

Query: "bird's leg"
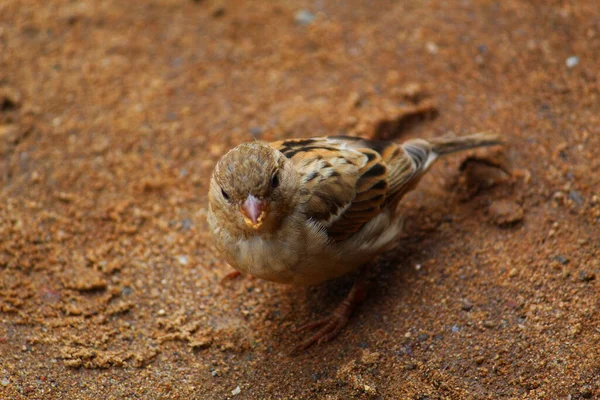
[291,268,367,354]
[223,270,242,280]
[221,270,255,284]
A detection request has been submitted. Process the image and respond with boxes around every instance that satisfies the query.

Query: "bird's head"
[209,142,302,236]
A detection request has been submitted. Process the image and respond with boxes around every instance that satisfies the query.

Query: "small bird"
[208,132,503,352]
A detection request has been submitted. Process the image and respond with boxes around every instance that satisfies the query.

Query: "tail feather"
[386,131,504,206]
[429,132,503,156]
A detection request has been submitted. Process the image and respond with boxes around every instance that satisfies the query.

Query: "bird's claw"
[291,311,350,354]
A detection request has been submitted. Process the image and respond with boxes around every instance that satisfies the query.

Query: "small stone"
[231,386,241,396]
[189,336,212,349]
[461,300,474,311]
[121,286,133,296]
[569,323,582,337]
[65,304,83,316]
[177,255,188,266]
[578,271,596,282]
[64,359,83,368]
[181,218,193,231]
[417,333,430,342]
[399,82,425,103]
[1,378,9,386]
[568,190,584,205]
[508,268,518,278]
[475,356,485,365]
[56,192,76,203]
[552,255,569,265]
[426,42,439,54]
[483,320,496,329]
[360,350,380,365]
[62,268,108,292]
[158,309,166,316]
[566,56,579,68]
[295,10,315,26]
[488,200,523,226]
[451,325,460,333]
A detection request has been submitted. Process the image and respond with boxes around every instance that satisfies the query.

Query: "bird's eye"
[221,188,230,201]
[271,172,279,189]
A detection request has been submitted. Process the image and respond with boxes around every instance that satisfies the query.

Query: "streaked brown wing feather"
[271,138,361,229]
[384,139,434,203]
[270,136,431,242]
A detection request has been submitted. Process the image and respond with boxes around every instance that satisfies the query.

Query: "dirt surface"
[1,0,599,398]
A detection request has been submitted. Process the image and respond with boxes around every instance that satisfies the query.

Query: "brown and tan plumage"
[208,132,503,352]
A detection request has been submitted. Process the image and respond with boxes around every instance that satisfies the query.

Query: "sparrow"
[207,132,503,352]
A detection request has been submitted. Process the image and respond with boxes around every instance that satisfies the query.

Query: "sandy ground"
[1,0,599,398]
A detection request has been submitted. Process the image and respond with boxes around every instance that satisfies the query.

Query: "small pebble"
[417,333,430,342]
[360,350,380,365]
[569,323,582,337]
[1,378,9,386]
[451,324,460,333]
[568,190,584,205]
[295,10,315,26]
[578,271,596,282]
[231,386,241,396]
[508,268,518,278]
[461,300,474,311]
[483,320,496,329]
[178,255,189,266]
[488,200,524,226]
[426,42,439,54]
[552,255,569,265]
[566,56,579,68]
[181,218,193,231]
[158,309,166,316]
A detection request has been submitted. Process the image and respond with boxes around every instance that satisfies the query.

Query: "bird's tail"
[429,132,503,156]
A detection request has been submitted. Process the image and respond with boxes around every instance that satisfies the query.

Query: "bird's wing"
[269,136,434,241]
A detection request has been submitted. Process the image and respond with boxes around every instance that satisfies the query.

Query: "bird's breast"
[219,217,346,285]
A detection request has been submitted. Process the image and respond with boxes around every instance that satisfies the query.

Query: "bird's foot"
[290,275,366,354]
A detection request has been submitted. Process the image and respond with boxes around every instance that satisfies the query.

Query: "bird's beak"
[240,195,267,229]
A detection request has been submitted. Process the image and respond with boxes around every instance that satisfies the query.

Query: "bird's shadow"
[264,158,514,355]
[265,196,455,355]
